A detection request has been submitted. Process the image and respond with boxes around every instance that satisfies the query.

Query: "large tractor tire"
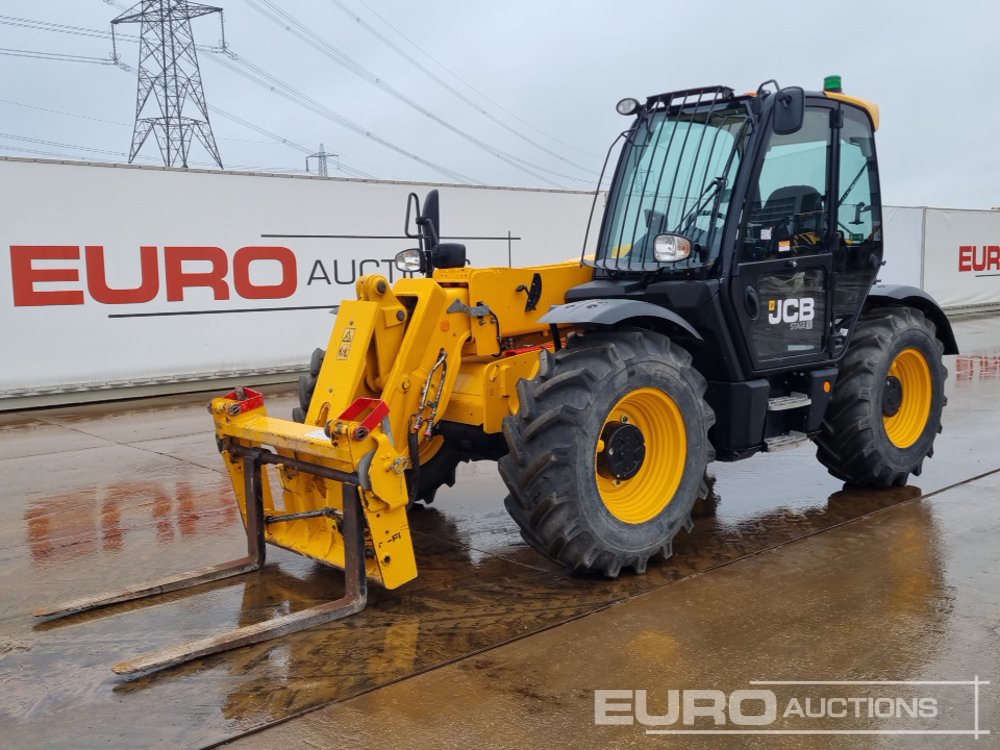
[292,348,465,504]
[815,307,947,487]
[499,329,714,577]
[407,439,467,504]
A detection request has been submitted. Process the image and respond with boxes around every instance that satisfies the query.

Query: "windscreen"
[594,95,749,273]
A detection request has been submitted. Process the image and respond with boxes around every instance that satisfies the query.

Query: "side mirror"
[401,189,446,277]
[404,192,420,239]
[772,86,804,135]
[419,189,440,247]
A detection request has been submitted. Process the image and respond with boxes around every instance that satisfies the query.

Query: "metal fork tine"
[34,456,267,619]
[32,558,262,619]
[111,482,368,676]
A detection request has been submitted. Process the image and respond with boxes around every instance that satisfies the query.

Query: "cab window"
[829,106,882,355]
[837,108,881,251]
[741,108,832,261]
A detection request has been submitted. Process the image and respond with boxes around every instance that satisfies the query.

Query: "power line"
[207,106,310,153]
[0,97,291,149]
[0,14,122,40]
[206,51,481,184]
[325,0,598,176]
[0,47,113,65]
[0,20,370,174]
[207,106,376,178]
[0,11,226,50]
[0,97,130,125]
[110,57,377,178]
[0,131,128,156]
[0,93,377,177]
[351,0,600,159]
[2,13,474,184]
[0,134,312,173]
[0,143,124,161]
[241,0,586,187]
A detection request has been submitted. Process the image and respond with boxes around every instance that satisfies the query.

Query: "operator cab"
[574,77,883,381]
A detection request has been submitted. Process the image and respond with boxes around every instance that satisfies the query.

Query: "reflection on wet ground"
[955,352,1000,381]
[1,317,998,748]
[237,475,998,750]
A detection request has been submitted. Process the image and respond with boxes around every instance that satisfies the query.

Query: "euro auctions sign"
[594,679,990,739]
[9,245,302,306]
[0,157,595,403]
[922,208,1000,309]
[2,237,412,401]
[957,244,1000,274]
[7,244,415,307]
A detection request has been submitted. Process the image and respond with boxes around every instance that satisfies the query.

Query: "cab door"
[828,105,883,357]
[729,103,836,373]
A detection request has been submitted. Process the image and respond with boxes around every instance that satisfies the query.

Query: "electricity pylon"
[112,1,224,168]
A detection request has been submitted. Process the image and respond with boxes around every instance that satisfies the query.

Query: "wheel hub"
[883,375,903,417]
[597,421,646,481]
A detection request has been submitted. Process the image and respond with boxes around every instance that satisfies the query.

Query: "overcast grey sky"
[1,0,997,208]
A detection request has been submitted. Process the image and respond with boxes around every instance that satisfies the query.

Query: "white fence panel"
[4,158,997,409]
[881,205,924,288]
[922,208,1000,309]
[0,158,601,403]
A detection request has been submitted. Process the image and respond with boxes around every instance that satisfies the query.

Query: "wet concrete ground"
[0,317,997,748]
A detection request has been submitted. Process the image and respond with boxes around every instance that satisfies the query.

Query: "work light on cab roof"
[616,97,640,116]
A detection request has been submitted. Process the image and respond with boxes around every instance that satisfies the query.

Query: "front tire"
[499,329,714,577]
[815,307,947,487]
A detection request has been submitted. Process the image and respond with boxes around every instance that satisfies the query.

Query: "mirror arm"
[404,192,421,240]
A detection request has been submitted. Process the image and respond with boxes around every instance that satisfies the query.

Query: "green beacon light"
[824,74,843,93]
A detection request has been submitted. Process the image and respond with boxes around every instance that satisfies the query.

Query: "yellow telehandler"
[38,77,957,675]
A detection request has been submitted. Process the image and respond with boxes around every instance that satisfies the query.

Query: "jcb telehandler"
[39,77,956,674]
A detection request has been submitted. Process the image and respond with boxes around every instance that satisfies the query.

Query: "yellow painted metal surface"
[211,260,594,589]
[596,387,687,524]
[446,349,545,433]
[210,395,418,589]
[883,347,932,449]
[308,299,379,425]
[823,91,880,131]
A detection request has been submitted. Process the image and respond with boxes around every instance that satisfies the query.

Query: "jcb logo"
[768,297,815,324]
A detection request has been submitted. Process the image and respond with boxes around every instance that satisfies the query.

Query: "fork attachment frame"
[34,452,368,676]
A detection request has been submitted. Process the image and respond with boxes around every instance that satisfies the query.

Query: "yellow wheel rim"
[596,387,686,524]
[419,434,445,463]
[883,348,932,449]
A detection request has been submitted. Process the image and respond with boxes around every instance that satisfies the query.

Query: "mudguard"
[540,298,703,343]
[866,285,959,355]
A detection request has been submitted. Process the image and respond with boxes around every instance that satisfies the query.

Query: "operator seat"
[759,184,824,236]
[747,184,824,257]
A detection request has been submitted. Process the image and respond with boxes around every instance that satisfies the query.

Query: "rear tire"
[815,307,947,487]
[291,347,325,424]
[499,329,714,577]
